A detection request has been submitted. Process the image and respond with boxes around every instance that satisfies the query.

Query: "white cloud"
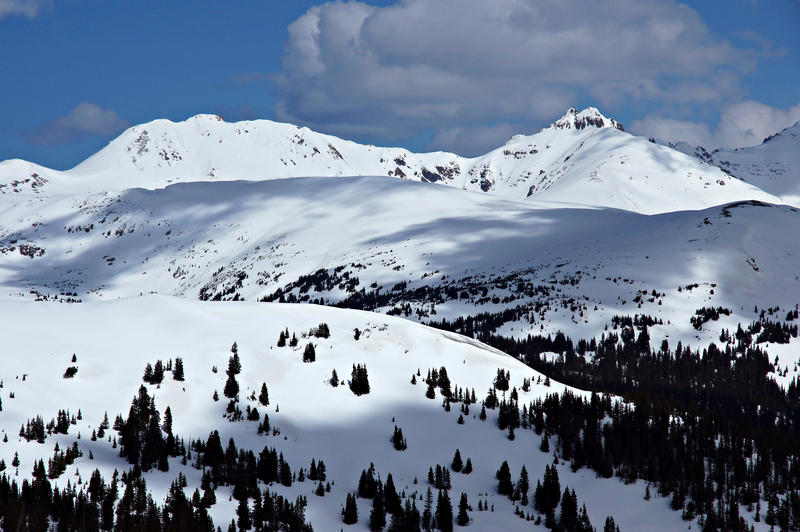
[714,100,800,148]
[273,0,751,152]
[631,100,800,149]
[0,0,51,19]
[27,103,129,146]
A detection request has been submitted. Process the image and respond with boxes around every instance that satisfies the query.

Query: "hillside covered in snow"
[1,296,698,531]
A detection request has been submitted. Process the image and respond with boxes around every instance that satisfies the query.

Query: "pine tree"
[369,484,386,531]
[463,458,473,475]
[303,343,316,363]
[258,383,269,406]
[152,360,165,384]
[143,363,154,383]
[425,379,436,399]
[350,364,370,396]
[438,367,452,397]
[237,497,252,531]
[436,490,454,532]
[422,488,433,531]
[229,343,241,374]
[330,369,339,387]
[343,493,359,524]
[496,461,513,496]
[385,474,401,515]
[518,466,530,506]
[451,449,463,473]
[224,373,239,399]
[540,434,550,453]
[456,492,470,526]
[391,426,408,451]
[173,357,184,381]
[560,488,578,530]
[604,515,618,532]
[535,465,561,516]
[277,330,287,347]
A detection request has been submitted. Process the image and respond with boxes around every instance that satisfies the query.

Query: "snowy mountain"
[0,107,779,214]
[2,108,800,531]
[704,122,800,207]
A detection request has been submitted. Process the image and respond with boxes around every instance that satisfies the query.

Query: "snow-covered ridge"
[705,121,800,207]
[0,107,779,214]
[0,295,693,530]
[2,175,799,361]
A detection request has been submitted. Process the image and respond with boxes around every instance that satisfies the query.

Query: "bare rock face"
[554,107,624,131]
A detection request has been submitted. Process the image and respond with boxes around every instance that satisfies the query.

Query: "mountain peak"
[186,113,225,123]
[553,107,624,132]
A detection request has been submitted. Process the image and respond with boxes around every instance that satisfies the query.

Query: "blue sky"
[1,0,799,168]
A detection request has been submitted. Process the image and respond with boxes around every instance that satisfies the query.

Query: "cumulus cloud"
[631,100,800,149]
[0,0,51,19]
[272,0,752,154]
[26,103,129,146]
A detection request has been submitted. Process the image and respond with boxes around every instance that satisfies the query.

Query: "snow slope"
[705,122,800,207]
[0,296,693,530]
[2,175,800,372]
[0,108,778,214]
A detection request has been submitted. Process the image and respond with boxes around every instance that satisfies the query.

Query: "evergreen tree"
[258,382,269,406]
[350,364,371,396]
[237,497,251,531]
[462,458,473,475]
[330,369,339,387]
[604,516,618,532]
[496,461,513,496]
[456,492,470,526]
[451,449,463,472]
[425,379,436,399]
[343,493,359,524]
[384,474,400,515]
[369,484,386,531]
[173,357,184,381]
[435,490,453,532]
[560,488,578,530]
[391,426,408,451]
[229,343,241,374]
[358,463,379,499]
[143,363,154,384]
[303,343,316,363]
[534,465,561,517]
[518,466,530,506]
[224,373,239,399]
[152,360,165,384]
[422,488,434,531]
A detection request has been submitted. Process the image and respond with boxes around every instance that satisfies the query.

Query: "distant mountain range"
[0,107,785,214]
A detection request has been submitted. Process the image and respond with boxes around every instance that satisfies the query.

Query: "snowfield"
[0,296,691,530]
[2,175,799,363]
